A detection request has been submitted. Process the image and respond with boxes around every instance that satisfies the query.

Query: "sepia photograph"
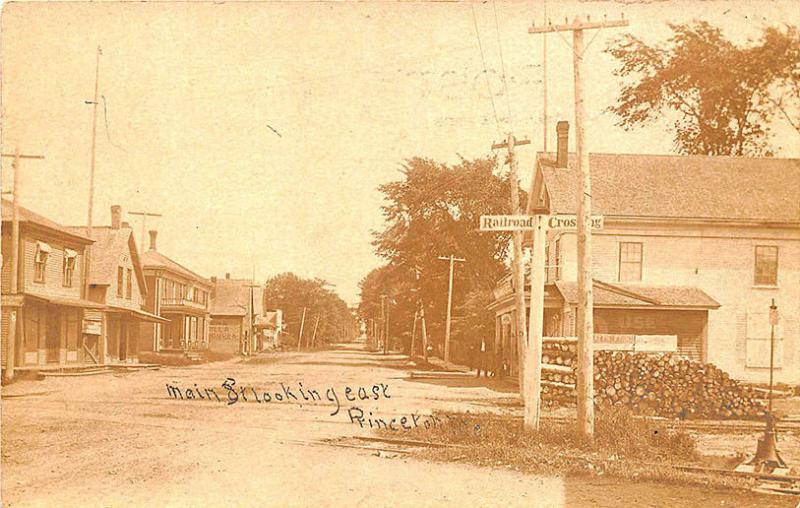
[1,0,799,506]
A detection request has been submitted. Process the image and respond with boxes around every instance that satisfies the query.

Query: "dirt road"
[1,346,795,507]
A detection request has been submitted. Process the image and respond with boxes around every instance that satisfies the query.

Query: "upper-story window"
[63,249,77,287]
[754,245,778,286]
[117,267,124,297]
[34,241,51,283]
[618,242,643,282]
[126,268,133,299]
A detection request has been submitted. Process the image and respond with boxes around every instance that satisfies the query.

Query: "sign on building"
[480,215,536,231]
[547,215,604,230]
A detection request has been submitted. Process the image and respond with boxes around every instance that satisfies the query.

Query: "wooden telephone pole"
[1,148,45,382]
[530,14,629,438]
[437,255,465,364]
[296,306,307,351]
[491,135,530,394]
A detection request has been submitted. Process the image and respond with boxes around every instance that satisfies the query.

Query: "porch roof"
[554,280,720,310]
[106,305,170,323]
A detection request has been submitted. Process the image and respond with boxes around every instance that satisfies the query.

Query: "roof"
[554,280,720,309]
[141,249,210,285]
[533,153,800,223]
[2,199,93,243]
[210,278,263,317]
[66,226,147,293]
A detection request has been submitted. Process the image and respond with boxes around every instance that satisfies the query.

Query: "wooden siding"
[104,240,144,310]
[22,235,85,300]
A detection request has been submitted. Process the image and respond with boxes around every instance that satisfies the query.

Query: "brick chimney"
[111,205,122,229]
[148,230,158,251]
[210,276,217,284]
[556,121,569,168]
[225,273,231,280]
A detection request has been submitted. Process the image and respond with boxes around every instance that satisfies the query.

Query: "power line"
[492,0,515,132]
[470,2,501,135]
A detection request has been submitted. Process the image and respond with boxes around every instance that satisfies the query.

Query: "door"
[45,306,61,363]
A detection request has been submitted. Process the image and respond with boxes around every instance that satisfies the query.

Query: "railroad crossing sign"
[479,214,604,231]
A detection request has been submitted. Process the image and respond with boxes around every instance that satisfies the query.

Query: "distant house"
[208,274,263,355]
[255,309,283,350]
[67,206,166,363]
[490,122,800,384]
[1,199,101,369]
[139,230,212,354]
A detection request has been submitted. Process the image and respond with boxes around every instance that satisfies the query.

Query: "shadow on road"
[405,376,520,394]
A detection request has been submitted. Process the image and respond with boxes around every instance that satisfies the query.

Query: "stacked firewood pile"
[540,340,765,419]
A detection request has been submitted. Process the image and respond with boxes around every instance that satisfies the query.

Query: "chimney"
[225,273,231,279]
[148,230,158,251]
[210,276,217,284]
[556,121,569,169]
[111,205,122,229]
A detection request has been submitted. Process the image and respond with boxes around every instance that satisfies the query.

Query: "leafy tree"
[607,22,799,155]
[263,272,355,347]
[360,156,521,358]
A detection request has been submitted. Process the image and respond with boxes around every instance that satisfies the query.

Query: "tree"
[607,22,800,155]
[360,155,522,358]
[263,272,355,347]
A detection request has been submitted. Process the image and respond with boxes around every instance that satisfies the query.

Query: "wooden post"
[491,136,531,397]
[438,255,465,364]
[573,26,595,439]
[4,150,21,381]
[296,307,306,351]
[410,311,418,357]
[529,14,629,439]
[444,255,455,363]
[2,148,45,381]
[420,301,429,361]
[310,315,320,349]
[525,214,548,430]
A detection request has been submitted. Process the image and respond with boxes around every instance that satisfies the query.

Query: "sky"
[2,0,798,304]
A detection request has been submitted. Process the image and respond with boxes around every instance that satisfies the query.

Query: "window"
[618,242,643,282]
[63,249,77,287]
[34,241,51,282]
[126,268,133,299]
[117,267,124,297]
[754,246,778,286]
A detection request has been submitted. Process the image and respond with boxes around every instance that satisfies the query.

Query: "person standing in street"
[476,337,488,378]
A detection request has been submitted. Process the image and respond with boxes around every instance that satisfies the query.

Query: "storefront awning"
[44,296,106,309]
[106,305,170,323]
[1,293,106,309]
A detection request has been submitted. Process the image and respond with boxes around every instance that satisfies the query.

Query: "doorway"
[45,306,61,363]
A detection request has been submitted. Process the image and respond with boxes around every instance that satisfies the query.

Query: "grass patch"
[377,407,761,491]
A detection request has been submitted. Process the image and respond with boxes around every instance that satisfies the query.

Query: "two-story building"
[68,206,166,363]
[208,274,263,355]
[491,122,800,385]
[1,199,102,370]
[139,230,212,354]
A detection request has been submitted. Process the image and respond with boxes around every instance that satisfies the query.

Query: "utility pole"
[420,302,429,362]
[310,315,320,349]
[530,14,629,438]
[1,148,45,383]
[437,255,465,363]
[381,295,391,354]
[84,46,102,300]
[128,211,163,251]
[491,135,530,394]
[542,0,549,152]
[410,311,418,357]
[296,306,307,351]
